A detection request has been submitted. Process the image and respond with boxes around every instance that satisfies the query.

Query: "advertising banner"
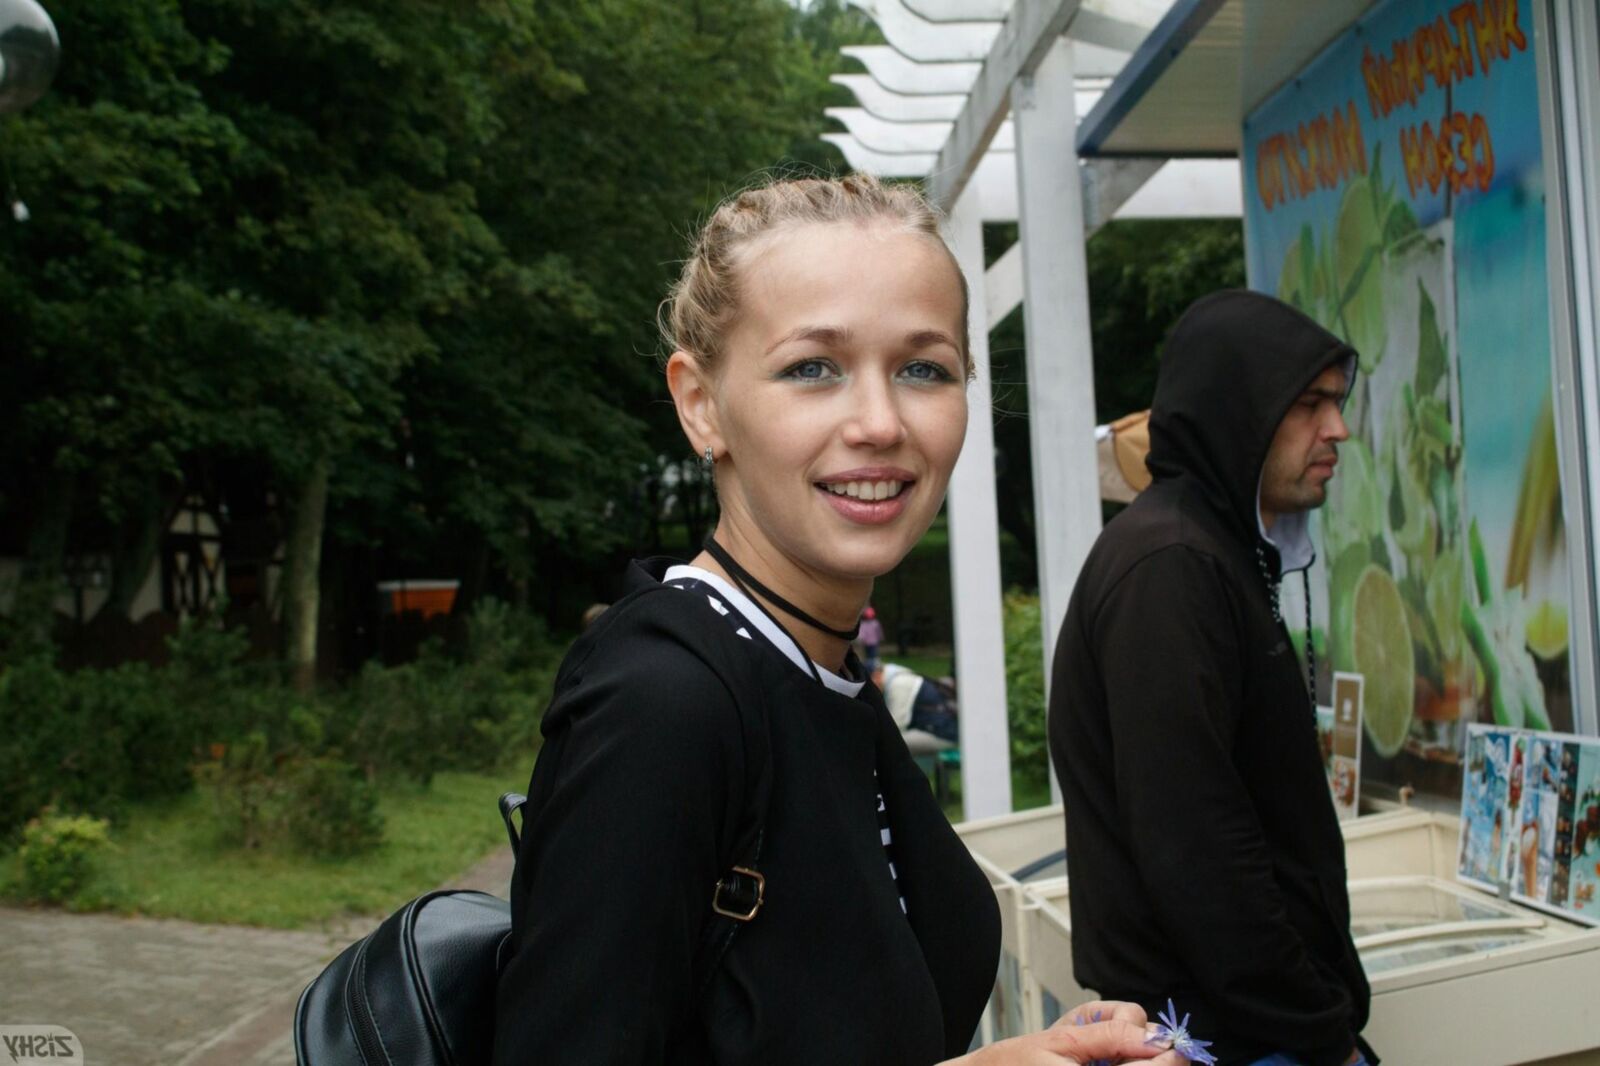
[1243,0,1570,802]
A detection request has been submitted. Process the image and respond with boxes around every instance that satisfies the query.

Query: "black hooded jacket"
[1048,291,1373,1065]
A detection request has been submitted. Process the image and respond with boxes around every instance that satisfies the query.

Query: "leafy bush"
[334,600,554,783]
[1004,591,1050,787]
[196,729,383,857]
[0,656,177,837]
[281,757,384,857]
[17,810,111,904]
[194,730,281,850]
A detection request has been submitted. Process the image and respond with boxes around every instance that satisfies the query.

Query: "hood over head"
[1146,290,1357,559]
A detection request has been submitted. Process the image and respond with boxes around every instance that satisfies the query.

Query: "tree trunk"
[281,456,330,693]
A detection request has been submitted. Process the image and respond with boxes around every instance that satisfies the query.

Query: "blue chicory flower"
[1145,999,1217,1065]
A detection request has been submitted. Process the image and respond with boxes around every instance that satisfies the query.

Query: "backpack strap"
[688,681,774,1003]
[499,791,527,855]
[496,689,771,1009]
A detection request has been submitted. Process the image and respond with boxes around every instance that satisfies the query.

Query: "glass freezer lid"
[1358,932,1541,976]
[1348,878,1528,937]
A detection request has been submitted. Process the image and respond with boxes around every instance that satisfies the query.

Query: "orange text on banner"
[1361,0,1528,119]
[1255,101,1368,212]
[1399,111,1495,198]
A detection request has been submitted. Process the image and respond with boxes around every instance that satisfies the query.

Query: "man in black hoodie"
[1049,290,1376,1065]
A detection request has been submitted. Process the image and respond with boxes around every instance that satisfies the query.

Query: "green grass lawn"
[881,651,952,679]
[4,754,1048,927]
[1,769,525,929]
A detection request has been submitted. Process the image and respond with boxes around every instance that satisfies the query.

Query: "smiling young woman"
[491,175,1185,1066]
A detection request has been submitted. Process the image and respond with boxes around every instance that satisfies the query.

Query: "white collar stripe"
[663,565,865,697]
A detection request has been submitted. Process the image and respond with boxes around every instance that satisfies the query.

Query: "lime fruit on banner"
[1328,544,1370,675]
[1525,600,1568,661]
[1353,565,1415,758]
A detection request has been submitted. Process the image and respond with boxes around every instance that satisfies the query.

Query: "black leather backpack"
[295,782,770,1066]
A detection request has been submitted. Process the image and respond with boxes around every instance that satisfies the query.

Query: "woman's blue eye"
[781,359,836,381]
[902,360,954,382]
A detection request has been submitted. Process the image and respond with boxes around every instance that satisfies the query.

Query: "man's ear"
[665,350,721,457]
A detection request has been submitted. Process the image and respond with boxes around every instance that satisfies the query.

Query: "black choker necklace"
[702,537,862,642]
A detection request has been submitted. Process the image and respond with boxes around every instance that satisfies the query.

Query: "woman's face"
[696,220,968,583]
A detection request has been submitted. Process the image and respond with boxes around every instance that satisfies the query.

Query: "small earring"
[701,445,715,469]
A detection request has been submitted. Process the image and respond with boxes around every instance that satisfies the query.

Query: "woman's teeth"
[823,480,904,501]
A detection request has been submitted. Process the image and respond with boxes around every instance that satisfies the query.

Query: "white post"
[943,183,1013,820]
[1014,40,1102,742]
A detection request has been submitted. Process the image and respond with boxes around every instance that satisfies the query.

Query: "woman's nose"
[843,379,907,448]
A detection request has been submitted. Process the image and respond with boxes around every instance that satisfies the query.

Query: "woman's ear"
[665,350,721,457]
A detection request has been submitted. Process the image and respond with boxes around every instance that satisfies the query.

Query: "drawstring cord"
[1256,541,1317,711]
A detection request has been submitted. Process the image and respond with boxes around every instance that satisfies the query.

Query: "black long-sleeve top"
[492,558,1000,1065]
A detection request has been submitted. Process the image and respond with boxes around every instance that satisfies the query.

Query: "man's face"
[1260,363,1350,526]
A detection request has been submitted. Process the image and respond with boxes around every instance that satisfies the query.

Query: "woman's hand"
[1048,1000,1150,1029]
[944,1000,1188,1066]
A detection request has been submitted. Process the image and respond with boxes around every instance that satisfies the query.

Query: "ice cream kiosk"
[956,0,1600,1060]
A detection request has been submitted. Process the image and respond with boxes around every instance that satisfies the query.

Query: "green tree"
[2,0,865,677]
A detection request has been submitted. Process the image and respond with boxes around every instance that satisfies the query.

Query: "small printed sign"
[1318,672,1364,820]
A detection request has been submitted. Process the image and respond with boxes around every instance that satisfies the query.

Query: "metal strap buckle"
[711,866,766,922]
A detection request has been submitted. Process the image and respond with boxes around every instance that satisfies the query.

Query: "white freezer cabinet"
[957,807,1600,1064]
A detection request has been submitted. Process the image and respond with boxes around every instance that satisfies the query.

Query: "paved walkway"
[0,847,514,1066]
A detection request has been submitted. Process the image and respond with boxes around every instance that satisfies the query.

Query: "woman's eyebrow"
[764,325,852,356]
[905,329,960,350]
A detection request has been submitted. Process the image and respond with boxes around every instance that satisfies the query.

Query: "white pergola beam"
[985,238,1024,331]
[925,0,1085,210]
[1015,39,1102,689]
[1070,2,1165,53]
[834,73,1110,125]
[972,150,1017,222]
[905,0,1012,20]
[831,74,966,122]
[841,46,980,95]
[827,107,1015,155]
[848,0,1001,62]
[1081,157,1165,231]
[821,134,937,178]
[1114,158,1243,219]
[942,183,1014,820]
